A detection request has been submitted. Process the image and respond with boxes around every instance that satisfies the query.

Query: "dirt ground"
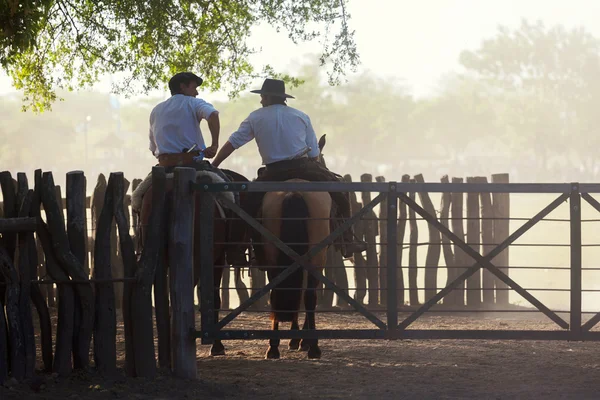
[3,309,600,400]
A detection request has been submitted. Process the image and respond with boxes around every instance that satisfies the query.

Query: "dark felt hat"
[250,78,295,99]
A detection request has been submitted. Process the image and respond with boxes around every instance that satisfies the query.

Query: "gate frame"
[180,177,600,343]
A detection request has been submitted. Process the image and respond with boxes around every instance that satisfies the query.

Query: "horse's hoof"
[265,347,280,359]
[288,339,300,351]
[307,346,322,359]
[210,344,226,356]
[299,340,310,352]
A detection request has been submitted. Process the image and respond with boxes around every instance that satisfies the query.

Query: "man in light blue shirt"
[213,78,367,260]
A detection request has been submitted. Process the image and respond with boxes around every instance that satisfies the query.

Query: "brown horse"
[136,166,249,357]
[260,181,332,359]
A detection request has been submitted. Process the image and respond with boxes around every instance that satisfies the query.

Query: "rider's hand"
[203,144,218,158]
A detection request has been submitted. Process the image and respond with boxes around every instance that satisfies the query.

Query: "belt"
[265,157,309,171]
[157,151,202,168]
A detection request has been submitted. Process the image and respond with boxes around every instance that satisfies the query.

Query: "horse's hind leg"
[302,274,321,359]
[265,320,280,359]
[210,264,226,356]
[299,314,311,352]
[289,317,300,350]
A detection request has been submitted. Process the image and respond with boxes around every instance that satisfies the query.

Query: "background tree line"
[2,20,600,191]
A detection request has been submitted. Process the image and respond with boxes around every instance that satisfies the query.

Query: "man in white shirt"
[148,72,248,265]
[149,71,220,166]
[212,78,367,259]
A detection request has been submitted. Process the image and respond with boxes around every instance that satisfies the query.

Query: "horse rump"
[269,192,309,322]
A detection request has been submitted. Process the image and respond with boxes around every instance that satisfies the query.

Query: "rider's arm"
[148,111,157,156]
[212,141,235,167]
[194,99,220,147]
[206,111,220,148]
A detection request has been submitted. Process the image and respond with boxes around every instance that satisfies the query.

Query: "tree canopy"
[0,0,358,112]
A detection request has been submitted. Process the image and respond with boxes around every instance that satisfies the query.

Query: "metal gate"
[192,180,600,343]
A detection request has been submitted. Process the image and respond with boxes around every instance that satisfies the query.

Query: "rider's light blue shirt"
[227,104,320,165]
[149,94,218,156]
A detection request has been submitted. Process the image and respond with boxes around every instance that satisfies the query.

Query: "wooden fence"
[0,166,511,385]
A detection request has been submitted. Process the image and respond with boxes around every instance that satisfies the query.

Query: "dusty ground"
[3,309,600,400]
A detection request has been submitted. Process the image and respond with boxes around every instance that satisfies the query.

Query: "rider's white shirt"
[149,94,218,156]
[227,104,320,165]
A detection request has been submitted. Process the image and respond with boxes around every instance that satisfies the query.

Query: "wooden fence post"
[440,175,456,306]
[16,184,35,379]
[478,176,495,306]
[131,167,166,378]
[66,171,89,369]
[492,173,510,305]
[451,177,466,306]
[32,169,53,371]
[170,167,197,379]
[466,177,481,307]
[376,176,387,307]
[408,180,419,306]
[345,174,366,304]
[414,174,441,301]
[360,174,379,307]
[397,174,409,306]
[93,173,117,376]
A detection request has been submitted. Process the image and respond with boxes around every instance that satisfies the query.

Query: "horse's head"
[316,134,327,166]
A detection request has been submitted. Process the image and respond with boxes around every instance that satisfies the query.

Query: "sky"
[2,0,600,102]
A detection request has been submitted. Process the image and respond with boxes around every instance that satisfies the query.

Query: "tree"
[458,19,600,169]
[1,0,359,112]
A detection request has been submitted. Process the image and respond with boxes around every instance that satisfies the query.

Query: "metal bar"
[580,192,600,331]
[397,192,571,330]
[303,265,387,329]
[578,183,600,193]
[582,192,600,213]
[196,181,574,194]
[386,185,399,331]
[582,314,600,332]
[199,181,216,344]
[570,184,582,339]
[200,329,600,341]
[213,193,386,330]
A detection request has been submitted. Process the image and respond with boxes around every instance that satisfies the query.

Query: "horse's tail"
[270,192,309,323]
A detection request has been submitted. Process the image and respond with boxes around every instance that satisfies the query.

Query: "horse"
[256,134,333,359]
[135,165,250,357]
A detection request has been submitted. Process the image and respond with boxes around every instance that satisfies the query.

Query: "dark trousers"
[245,158,350,221]
[232,158,354,264]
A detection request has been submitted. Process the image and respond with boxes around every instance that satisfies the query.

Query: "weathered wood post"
[492,173,510,305]
[35,173,73,377]
[129,167,166,378]
[440,176,456,305]
[93,173,117,376]
[360,173,379,307]
[451,177,466,306]
[477,176,495,306]
[331,245,349,309]
[466,177,481,307]
[31,170,53,371]
[414,174,440,302]
[345,174,366,304]
[376,176,388,307]
[396,174,409,306]
[66,171,89,369]
[16,181,35,379]
[408,180,419,306]
[170,167,197,379]
[90,174,107,277]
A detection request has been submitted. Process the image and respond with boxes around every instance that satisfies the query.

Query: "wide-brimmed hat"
[250,78,295,99]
